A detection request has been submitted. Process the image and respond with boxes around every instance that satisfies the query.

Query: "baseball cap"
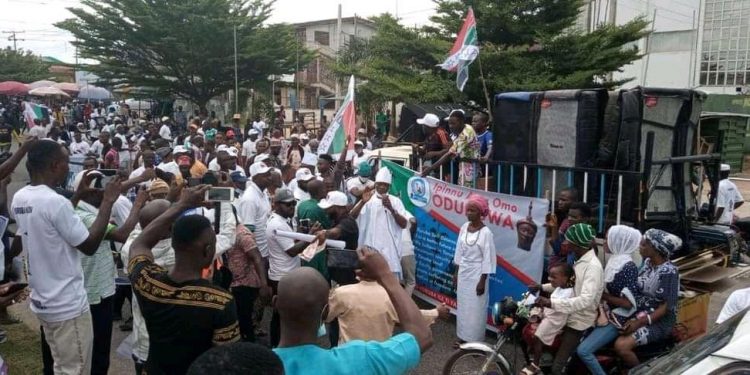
[318,191,348,209]
[230,171,247,184]
[290,133,299,139]
[248,129,259,135]
[249,161,271,177]
[300,133,309,140]
[274,188,295,203]
[232,113,241,120]
[721,163,731,172]
[161,116,170,122]
[225,147,239,158]
[295,167,315,182]
[444,109,465,121]
[357,162,372,177]
[173,145,189,155]
[354,140,364,147]
[417,113,440,128]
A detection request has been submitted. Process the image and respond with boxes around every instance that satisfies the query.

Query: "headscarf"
[643,228,682,258]
[565,223,596,249]
[466,193,490,218]
[604,225,641,283]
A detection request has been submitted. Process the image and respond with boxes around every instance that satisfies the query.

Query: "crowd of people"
[0,98,746,375]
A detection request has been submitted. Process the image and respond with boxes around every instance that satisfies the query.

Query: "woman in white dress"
[453,194,497,345]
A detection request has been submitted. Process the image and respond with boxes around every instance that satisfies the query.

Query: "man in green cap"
[346,162,375,203]
[297,179,332,280]
[532,222,603,375]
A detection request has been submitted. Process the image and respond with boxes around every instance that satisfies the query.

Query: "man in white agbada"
[351,167,408,276]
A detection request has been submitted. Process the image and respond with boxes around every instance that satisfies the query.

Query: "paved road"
[5,144,750,374]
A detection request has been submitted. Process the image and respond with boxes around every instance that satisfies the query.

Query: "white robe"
[357,194,408,274]
[454,223,496,342]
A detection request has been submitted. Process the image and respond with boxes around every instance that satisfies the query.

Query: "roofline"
[293,16,375,28]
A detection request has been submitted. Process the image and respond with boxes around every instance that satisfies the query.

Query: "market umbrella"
[53,82,80,95]
[29,86,71,98]
[27,80,57,90]
[78,85,112,100]
[0,81,29,95]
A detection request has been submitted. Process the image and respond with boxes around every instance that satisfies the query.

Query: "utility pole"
[335,4,342,109]
[3,31,25,51]
[233,25,239,114]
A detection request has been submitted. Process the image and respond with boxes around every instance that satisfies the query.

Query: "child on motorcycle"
[521,263,575,375]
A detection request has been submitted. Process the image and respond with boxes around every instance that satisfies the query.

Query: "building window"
[700,0,750,86]
[314,31,330,46]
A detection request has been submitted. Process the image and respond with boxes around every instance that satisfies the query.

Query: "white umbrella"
[78,86,112,100]
[53,82,80,95]
[27,80,57,90]
[28,86,71,98]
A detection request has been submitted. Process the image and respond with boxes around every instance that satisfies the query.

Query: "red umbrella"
[0,81,29,95]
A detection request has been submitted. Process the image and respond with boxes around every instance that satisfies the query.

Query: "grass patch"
[0,323,42,375]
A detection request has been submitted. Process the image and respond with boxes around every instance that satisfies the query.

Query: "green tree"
[0,48,53,82]
[429,0,649,100]
[56,0,310,110]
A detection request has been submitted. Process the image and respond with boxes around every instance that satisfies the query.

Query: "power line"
[623,0,695,21]
[618,1,694,26]
[2,31,25,51]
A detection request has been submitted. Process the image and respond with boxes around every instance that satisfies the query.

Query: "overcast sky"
[0,0,436,64]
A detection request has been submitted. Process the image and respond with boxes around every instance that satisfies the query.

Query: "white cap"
[301,152,318,166]
[216,144,229,152]
[318,191,349,209]
[721,163,731,172]
[354,140,364,147]
[375,167,392,184]
[295,167,315,182]
[444,109,465,121]
[249,161,271,176]
[225,146,239,158]
[173,145,189,154]
[248,129,259,135]
[300,133,309,140]
[290,133,299,139]
[417,113,440,128]
[255,153,269,163]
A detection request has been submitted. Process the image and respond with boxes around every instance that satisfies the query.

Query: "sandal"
[519,363,541,375]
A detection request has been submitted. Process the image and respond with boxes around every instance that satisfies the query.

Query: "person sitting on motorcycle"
[577,225,641,375]
[521,263,575,375]
[613,229,681,371]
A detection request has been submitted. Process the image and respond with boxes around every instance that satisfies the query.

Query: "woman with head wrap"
[577,225,641,375]
[452,193,496,345]
[614,228,681,370]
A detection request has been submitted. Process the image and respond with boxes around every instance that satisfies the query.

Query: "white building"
[579,0,750,94]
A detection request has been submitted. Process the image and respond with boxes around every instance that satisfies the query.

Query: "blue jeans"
[576,324,620,375]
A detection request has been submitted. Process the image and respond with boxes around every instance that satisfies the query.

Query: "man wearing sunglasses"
[266,188,318,347]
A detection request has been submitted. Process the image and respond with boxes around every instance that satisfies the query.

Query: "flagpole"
[476,53,492,121]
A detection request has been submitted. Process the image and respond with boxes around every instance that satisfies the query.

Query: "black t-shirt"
[0,124,12,143]
[128,255,239,375]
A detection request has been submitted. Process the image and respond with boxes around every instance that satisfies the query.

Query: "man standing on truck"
[416,113,451,171]
[716,163,744,225]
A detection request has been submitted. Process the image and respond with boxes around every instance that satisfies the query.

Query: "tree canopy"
[57,0,310,109]
[0,48,53,83]
[336,0,649,112]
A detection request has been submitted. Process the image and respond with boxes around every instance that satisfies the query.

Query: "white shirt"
[549,250,604,331]
[69,140,90,155]
[352,151,371,172]
[159,124,172,140]
[356,194,409,274]
[401,211,415,257]
[90,140,107,157]
[717,287,750,324]
[242,139,257,157]
[129,166,153,189]
[717,179,744,224]
[346,177,375,194]
[266,212,299,281]
[235,181,271,257]
[11,185,90,322]
[156,161,180,177]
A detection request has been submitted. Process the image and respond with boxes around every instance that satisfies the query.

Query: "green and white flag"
[438,8,479,92]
